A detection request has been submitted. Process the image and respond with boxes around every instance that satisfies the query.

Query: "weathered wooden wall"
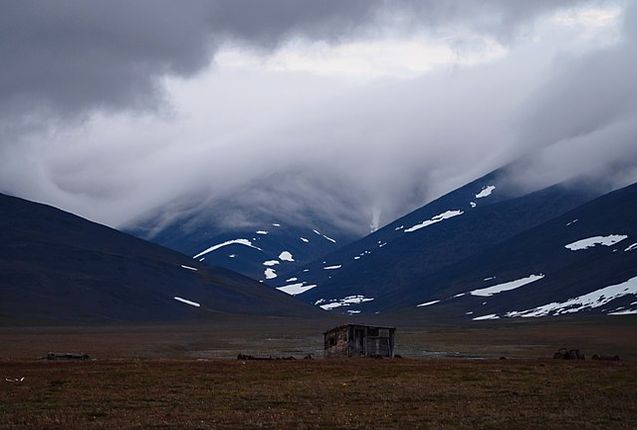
[324,327,349,358]
[324,325,395,358]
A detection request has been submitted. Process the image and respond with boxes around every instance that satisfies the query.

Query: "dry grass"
[1,316,636,428]
[1,358,636,429]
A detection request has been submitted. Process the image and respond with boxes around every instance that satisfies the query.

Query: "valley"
[1,315,636,429]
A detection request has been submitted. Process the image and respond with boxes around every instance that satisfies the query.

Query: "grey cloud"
[1,0,588,119]
[0,0,634,234]
[505,1,637,191]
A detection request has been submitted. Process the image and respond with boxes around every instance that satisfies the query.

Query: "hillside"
[0,193,320,324]
[276,169,600,312]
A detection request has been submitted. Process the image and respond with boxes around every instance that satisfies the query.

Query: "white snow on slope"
[417,300,440,307]
[313,229,337,243]
[470,274,545,297]
[506,275,637,318]
[324,265,342,270]
[279,251,294,262]
[565,235,628,251]
[277,283,317,295]
[300,237,309,243]
[322,234,337,243]
[625,243,637,252]
[286,277,298,283]
[180,265,198,271]
[264,268,277,280]
[470,201,477,208]
[256,230,268,235]
[472,313,499,321]
[566,219,579,226]
[405,210,464,233]
[319,295,375,310]
[174,296,200,307]
[272,223,281,227]
[193,239,262,259]
[263,260,280,266]
[475,185,495,199]
[609,309,637,315]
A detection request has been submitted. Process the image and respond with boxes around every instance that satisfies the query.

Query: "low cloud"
[1,1,635,234]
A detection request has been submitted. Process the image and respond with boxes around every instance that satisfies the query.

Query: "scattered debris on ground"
[42,352,91,361]
[553,348,585,360]
[592,354,620,361]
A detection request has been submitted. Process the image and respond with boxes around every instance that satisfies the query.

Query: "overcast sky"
[1,0,635,233]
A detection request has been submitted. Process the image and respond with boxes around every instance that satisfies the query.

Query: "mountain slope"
[127,172,362,283]
[0,193,319,324]
[380,181,637,319]
[277,169,601,311]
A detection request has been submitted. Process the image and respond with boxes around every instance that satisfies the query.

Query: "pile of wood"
[592,354,620,361]
[237,353,314,361]
[553,348,585,360]
[44,352,91,361]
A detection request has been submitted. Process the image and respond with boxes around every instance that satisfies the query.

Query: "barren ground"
[1,315,636,429]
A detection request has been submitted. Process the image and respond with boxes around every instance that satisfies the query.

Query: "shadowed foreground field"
[1,316,636,428]
[1,359,636,429]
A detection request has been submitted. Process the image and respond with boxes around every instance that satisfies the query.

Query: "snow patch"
[174,296,200,308]
[506,275,637,318]
[470,274,545,297]
[565,235,628,251]
[625,243,637,252]
[256,230,268,235]
[475,185,495,199]
[470,201,477,208]
[279,251,294,262]
[272,223,281,227]
[609,309,637,316]
[417,300,440,307]
[313,229,337,243]
[395,225,404,231]
[263,260,280,266]
[319,295,374,310]
[405,210,464,233]
[347,310,361,314]
[324,265,342,270]
[277,283,317,295]
[566,219,579,226]
[180,265,198,272]
[264,268,277,280]
[300,237,310,243]
[286,277,298,283]
[472,314,499,321]
[193,239,262,259]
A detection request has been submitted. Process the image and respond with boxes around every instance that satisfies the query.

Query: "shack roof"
[323,324,396,335]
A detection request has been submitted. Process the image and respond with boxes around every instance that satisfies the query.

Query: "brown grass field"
[1,315,636,429]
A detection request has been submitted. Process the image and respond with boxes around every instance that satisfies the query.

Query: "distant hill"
[0,193,320,324]
[276,168,601,312]
[382,181,637,320]
[127,171,362,283]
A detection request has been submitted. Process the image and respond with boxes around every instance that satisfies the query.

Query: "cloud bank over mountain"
[0,0,635,232]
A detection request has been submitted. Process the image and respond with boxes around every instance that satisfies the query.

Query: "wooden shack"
[323,324,395,358]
